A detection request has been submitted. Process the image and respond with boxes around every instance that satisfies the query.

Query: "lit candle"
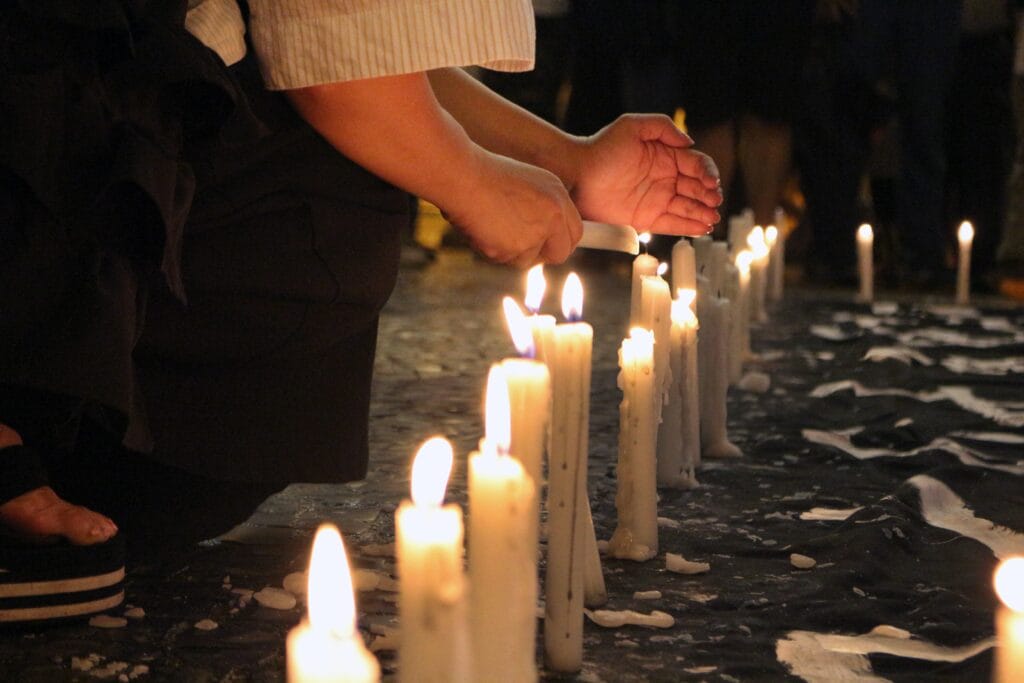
[396,438,469,683]
[729,251,753,384]
[692,235,713,280]
[857,223,874,303]
[608,327,659,561]
[727,214,752,255]
[656,291,700,488]
[697,279,742,460]
[707,241,729,296]
[639,269,673,414]
[630,233,659,326]
[287,525,380,683]
[671,239,696,295]
[525,265,556,363]
[765,224,784,302]
[957,220,974,306]
[746,227,769,323]
[545,273,605,673]
[994,557,1024,683]
[469,366,537,683]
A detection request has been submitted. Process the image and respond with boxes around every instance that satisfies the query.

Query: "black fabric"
[132,52,410,483]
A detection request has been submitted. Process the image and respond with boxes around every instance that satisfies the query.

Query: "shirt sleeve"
[185,0,248,67]
[247,0,536,90]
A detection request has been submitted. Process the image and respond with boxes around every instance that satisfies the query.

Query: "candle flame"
[765,225,778,247]
[411,436,453,507]
[638,232,652,246]
[307,524,356,636]
[671,297,697,327]
[562,272,584,321]
[958,220,974,244]
[995,557,1024,612]
[857,223,873,242]
[676,288,697,310]
[746,226,769,259]
[484,364,511,454]
[735,250,753,275]
[502,296,535,357]
[628,326,655,350]
[657,262,669,277]
[525,264,546,313]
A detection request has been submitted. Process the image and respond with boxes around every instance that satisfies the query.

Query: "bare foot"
[0,486,118,546]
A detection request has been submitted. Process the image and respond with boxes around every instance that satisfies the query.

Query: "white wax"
[996,606,1024,683]
[692,236,713,285]
[656,310,699,489]
[956,223,973,306]
[671,240,696,294]
[707,242,729,296]
[528,314,556,366]
[639,275,673,414]
[857,224,874,303]
[727,216,752,254]
[287,624,380,683]
[468,451,537,683]
[750,253,768,324]
[581,497,608,608]
[396,502,469,683]
[630,254,659,327]
[609,329,659,562]
[501,358,551,495]
[766,225,784,302]
[544,321,599,673]
[697,283,742,459]
[728,265,750,385]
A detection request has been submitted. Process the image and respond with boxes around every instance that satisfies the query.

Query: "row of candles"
[856,220,976,304]
[285,210,1019,681]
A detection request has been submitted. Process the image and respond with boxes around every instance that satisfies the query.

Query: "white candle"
[639,272,673,415]
[397,438,469,683]
[524,265,556,363]
[729,252,752,385]
[656,291,700,488]
[545,275,606,671]
[765,224,784,302]
[697,280,742,460]
[707,241,729,297]
[608,327,659,561]
[671,239,696,295]
[469,367,537,683]
[502,297,552,489]
[287,525,380,683]
[692,235,713,283]
[857,223,874,303]
[727,215,752,255]
[630,234,659,327]
[995,557,1024,683]
[956,220,974,306]
[746,227,769,323]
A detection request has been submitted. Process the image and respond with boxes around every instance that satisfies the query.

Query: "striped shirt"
[185,0,535,90]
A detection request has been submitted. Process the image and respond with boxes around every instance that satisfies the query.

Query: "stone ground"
[1,247,1021,682]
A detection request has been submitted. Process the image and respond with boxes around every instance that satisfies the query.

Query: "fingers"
[676,175,724,208]
[629,113,694,148]
[674,147,721,189]
[647,212,715,237]
[668,195,720,227]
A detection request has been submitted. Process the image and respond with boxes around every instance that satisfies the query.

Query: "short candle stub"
[995,557,1024,612]
[562,273,584,323]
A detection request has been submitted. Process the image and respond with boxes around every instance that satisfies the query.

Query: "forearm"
[286,72,484,215]
[427,67,582,191]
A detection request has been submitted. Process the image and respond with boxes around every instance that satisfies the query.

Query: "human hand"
[569,114,722,236]
[443,150,583,267]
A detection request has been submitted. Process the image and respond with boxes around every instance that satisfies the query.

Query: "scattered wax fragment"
[790,554,816,570]
[282,571,307,596]
[666,553,710,575]
[585,609,675,629]
[633,590,662,601]
[89,615,128,629]
[254,587,297,610]
[194,619,219,631]
[124,607,145,619]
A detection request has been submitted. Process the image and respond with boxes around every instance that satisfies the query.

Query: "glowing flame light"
[735,250,753,276]
[671,297,697,328]
[995,557,1024,612]
[411,436,453,507]
[677,288,697,310]
[747,226,769,259]
[765,225,778,247]
[638,232,652,246]
[958,220,975,245]
[307,524,356,636]
[562,272,584,322]
[657,262,669,278]
[525,264,546,313]
[502,296,535,358]
[484,364,511,454]
[857,223,873,242]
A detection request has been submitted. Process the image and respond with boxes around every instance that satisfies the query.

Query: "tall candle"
[502,297,552,489]
[630,234,658,326]
[765,224,784,302]
[727,215,752,255]
[707,241,729,296]
[857,223,874,303]
[994,557,1024,683]
[692,235,713,283]
[469,367,537,683]
[697,280,742,460]
[608,327,659,561]
[728,252,752,385]
[671,239,696,295]
[639,272,673,414]
[525,265,556,363]
[397,438,468,683]
[956,220,974,306]
[287,525,380,683]
[656,292,699,488]
[746,227,769,323]
[545,274,603,672]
